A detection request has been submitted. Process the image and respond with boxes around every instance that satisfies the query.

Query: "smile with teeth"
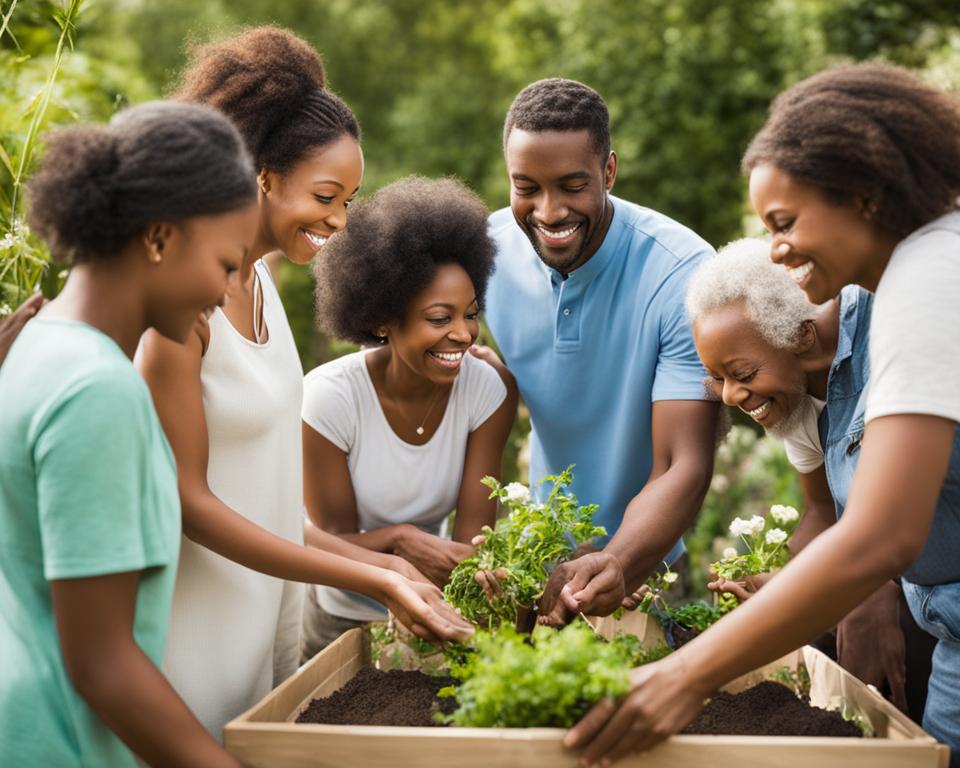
[302,229,329,249]
[429,350,464,368]
[786,260,813,284]
[742,399,771,420]
[536,222,582,242]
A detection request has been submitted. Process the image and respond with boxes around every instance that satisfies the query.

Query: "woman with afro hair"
[301,176,518,656]
[135,28,471,741]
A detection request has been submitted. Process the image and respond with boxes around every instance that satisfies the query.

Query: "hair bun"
[26,126,120,263]
[175,25,328,162]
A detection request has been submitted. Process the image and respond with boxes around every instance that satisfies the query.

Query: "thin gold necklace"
[399,384,446,436]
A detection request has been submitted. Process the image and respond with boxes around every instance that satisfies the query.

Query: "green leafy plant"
[1,0,84,315]
[631,566,726,635]
[710,503,800,610]
[439,621,662,728]
[443,467,605,627]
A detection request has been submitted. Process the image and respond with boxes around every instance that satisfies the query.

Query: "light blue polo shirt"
[485,196,714,562]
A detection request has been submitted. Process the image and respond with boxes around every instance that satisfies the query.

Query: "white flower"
[728,517,750,537]
[770,504,799,524]
[765,528,788,545]
[503,482,530,504]
[744,515,766,536]
[710,474,730,494]
[662,571,679,585]
[722,547,738,560]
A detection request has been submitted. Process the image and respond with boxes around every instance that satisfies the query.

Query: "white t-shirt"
[866,211,960,424]
[781,395,827,474]
[302,349,508,620]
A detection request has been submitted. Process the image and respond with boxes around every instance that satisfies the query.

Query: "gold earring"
[149,248,163,264]
[775,242,792,257]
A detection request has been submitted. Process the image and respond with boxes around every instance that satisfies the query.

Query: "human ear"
[258,169,271,196]
[794,319,816,354]
[604,150,618,191]
[143,223,174,264]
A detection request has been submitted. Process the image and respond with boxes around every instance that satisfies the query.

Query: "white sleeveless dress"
[162,259,304,741]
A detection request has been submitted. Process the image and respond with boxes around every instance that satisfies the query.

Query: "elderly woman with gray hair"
[686,237,934,720]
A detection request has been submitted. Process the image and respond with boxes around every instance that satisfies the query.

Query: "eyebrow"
[423,297,479,311]
[510,172,591,182]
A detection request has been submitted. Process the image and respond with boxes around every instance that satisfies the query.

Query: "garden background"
[3,0,959,594]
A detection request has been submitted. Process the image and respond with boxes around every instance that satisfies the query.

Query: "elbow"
[883,535,925,578]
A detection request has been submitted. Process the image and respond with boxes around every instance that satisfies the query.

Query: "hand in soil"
[383,574,474,645]
[394,526,476,588]
[564,653,708,767]
[0,292,44,368]
[538,553,625,627]
[836,580,907,711]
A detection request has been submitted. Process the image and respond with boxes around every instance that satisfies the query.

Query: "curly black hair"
[743,62,960,239]
[174,26,360,174]
[314,177,495,346]
[27,102,256,264]
[503,77,611,159]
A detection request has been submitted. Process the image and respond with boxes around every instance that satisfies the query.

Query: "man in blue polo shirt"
[484,78,718,625]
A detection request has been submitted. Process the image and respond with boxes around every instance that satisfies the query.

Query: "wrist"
[389,524,414,554]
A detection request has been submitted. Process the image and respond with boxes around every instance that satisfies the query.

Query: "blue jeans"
[903,579,960,767]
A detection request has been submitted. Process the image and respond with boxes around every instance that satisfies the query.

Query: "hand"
[565,653,709,767]
[620,584,652,611]
[393,526,475,587]
[537,553,625,627]
[467,344,504,368]
[706,571,772,603]
[386,554,433,585]
[0,292,44,368]
[836,581,907,711]
[381,574,474,645]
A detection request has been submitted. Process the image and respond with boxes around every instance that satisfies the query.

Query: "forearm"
[304,521,405,571]
[76,643,237,767]
[182,490,391,599]
[605,461,711,592]
[332,525,410,555]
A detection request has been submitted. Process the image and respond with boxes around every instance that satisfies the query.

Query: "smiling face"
[748,164,897,304]
[258,133,364,265]
[146,202,260,342]
[694,301,809,433]
[385,263,480,386]
[505,128,616,274]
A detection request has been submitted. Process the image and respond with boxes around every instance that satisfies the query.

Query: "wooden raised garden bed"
[225,613,948,768]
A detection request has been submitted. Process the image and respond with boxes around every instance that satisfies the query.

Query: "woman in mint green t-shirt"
[0,102,258,767]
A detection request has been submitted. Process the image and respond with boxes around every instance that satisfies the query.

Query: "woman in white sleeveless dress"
[301,177,518,657]
[136,28,471,742]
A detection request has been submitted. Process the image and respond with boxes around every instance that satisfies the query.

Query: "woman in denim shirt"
[567,63,960,768]
[687,237,938,721]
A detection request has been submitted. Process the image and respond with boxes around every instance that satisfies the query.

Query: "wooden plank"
[225,620,946,767]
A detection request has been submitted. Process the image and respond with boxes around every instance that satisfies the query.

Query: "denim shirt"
[821,285,960,585]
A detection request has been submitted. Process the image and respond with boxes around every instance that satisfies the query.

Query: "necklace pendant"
[416,426,425,435]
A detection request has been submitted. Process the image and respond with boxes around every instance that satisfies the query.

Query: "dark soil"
[668,622,701,648]
[296,667,456,727]
[682,681,862,737]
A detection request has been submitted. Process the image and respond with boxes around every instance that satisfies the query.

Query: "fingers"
[564,696,617,750]
[538,598,575,628]
[708,578,753,602]
[470,534,486,547]
[474,569,503,601]
[575,699,643,768]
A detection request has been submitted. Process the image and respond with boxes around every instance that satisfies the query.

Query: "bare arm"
[790,465,836,553]
[302,365,518,586]
[136,329,472,643]
[539,400,717,623]
[52,572,239,768]
[567,413,954,764]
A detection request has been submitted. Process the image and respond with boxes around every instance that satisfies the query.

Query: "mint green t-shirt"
[0,319,181,767]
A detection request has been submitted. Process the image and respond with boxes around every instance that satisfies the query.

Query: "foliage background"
[3,0,958,591]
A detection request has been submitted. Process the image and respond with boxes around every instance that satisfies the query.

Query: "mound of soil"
[682,681,862,737]
[296,667,456,727]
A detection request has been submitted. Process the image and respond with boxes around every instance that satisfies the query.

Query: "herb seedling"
[444,467,605,626]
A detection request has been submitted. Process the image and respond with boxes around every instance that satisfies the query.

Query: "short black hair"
[743,62,960,238]
[27,101,256,264]
[175,26,360,174]
[314,176,495,346]
[503,78,611,159]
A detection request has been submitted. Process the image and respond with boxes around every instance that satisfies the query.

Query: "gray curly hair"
[686,237,816,349]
